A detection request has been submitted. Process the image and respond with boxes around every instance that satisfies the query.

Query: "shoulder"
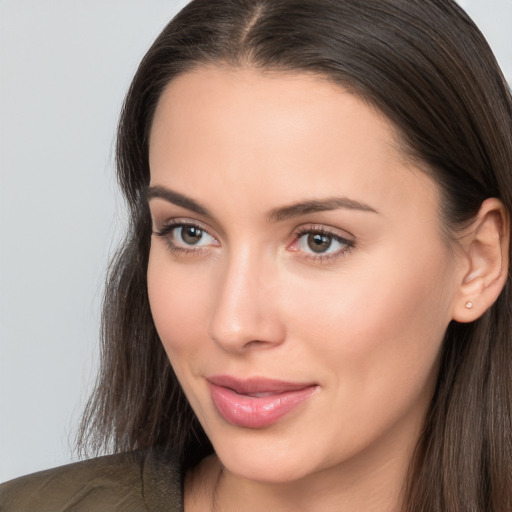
[0,449,183,512]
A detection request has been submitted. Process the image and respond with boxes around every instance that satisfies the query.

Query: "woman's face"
[147,66,462,483]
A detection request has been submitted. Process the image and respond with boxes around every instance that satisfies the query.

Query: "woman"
[1,0,511,510]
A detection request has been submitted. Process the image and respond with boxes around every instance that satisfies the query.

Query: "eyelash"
[153,220,354,263]
[154,220,215,256]
[292,226,354,263]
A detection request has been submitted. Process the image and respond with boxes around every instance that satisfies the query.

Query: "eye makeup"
[153,217,355,265]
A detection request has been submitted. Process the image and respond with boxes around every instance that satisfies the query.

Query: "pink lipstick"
[208,375,318,428]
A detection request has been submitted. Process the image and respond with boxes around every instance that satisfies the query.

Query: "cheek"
[285,241,454,413]
[147,246,213,364]
[148,229,455,400]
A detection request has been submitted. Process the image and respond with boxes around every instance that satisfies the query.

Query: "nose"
[207,248,286,353]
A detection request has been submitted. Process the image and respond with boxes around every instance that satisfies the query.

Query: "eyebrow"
[146,185,378,222]
[267,197,378,222]
[147,185,212,218]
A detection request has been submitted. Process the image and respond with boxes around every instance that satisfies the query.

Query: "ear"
[452,198,510,323]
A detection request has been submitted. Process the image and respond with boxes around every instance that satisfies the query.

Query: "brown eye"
[154,221,218,253]
[180,226,204,245]
[307,233,333,253]
[294,229,353,260]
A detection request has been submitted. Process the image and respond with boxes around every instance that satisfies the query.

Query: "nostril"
[243,339,268,349]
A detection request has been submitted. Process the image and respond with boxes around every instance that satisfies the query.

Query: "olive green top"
[0,449,183,511]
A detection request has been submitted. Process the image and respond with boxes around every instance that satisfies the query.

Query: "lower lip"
[208,383,318,428]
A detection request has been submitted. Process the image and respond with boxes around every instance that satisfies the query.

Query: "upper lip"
[207,375,317,394]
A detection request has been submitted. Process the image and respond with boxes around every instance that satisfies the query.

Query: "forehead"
[149,65,439,226]
[150,65,400,151]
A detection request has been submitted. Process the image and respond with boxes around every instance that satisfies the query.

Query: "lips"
[207,375,318,428]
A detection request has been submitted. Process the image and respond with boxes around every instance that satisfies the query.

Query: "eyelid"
[152,217,218,238]
[152,217,354,262]
[292,223,355,242]
[288,223,355,262]
[152,217,220,255]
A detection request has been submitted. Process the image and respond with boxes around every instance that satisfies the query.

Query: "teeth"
[246,392,275,398]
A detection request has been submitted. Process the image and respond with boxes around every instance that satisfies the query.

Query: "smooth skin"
[147,66,508,511]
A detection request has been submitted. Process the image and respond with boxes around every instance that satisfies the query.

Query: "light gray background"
[1,0,511,483]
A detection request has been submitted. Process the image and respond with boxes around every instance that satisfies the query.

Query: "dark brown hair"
[78,1,512,509]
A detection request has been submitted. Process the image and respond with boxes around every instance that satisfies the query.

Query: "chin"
[210,430,328,484]
[223,457,313,484]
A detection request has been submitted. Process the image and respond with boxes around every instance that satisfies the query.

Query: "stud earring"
[465,301,473,309]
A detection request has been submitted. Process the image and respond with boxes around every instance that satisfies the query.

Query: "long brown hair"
[78,1,512,509]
